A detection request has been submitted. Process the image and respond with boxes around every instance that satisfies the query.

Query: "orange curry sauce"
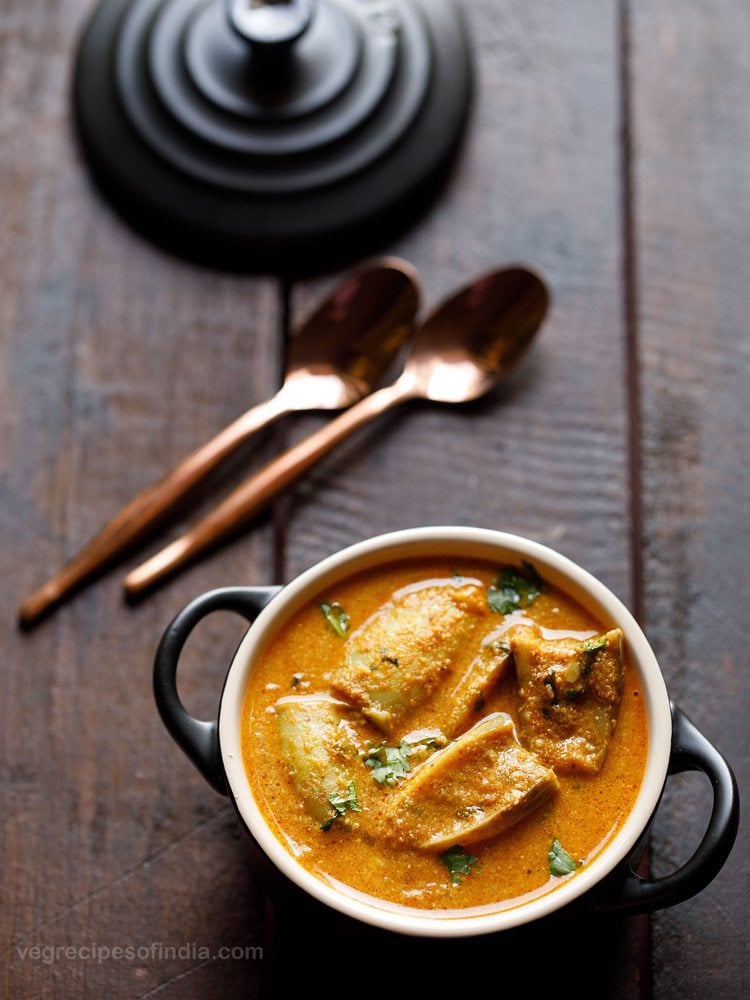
[241,558,648,916]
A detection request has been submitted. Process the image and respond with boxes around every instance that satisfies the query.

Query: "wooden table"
[2,1,747,996]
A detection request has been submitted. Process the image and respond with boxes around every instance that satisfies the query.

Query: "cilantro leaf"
[320,781,361,831]
[579,635,607,675]
[487,562,545,614]
[364,733,444,786]
[581,636,607,653]
[364,744,412,786]
[548,838,579,877]
[320,601,350,638]
[439,845,478,885]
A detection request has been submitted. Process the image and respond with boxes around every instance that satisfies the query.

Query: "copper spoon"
[18,257,420,627]
[124,265,549,596]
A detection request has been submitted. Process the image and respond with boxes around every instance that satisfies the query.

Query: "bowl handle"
[593,702,739,914]
[153,586,281,794]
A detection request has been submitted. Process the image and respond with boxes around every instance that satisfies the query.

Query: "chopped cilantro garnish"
[320,601,350,638]
[364,734,443,786]
[364,744,412,786]
[487,561,545,614]
[320,781,361,831]
[548,838,579,877]
[580,635,607,674]
[439,845,478,885]
[581,636,607,653]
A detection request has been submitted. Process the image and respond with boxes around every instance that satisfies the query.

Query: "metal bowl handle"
[153,586,281,794]
[594,702,739,914]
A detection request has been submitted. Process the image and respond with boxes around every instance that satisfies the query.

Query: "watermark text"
[14,941,263,966]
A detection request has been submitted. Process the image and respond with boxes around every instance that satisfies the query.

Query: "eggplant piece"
[330,581,488,733]
[275,694,363,825]
[378,713,558,850]
[436,631,512,736]
[510,624,625,774]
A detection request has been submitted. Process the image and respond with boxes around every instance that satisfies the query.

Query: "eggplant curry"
[241,558,648,914]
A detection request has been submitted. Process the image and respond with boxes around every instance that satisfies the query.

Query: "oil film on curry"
[241,557,647,915]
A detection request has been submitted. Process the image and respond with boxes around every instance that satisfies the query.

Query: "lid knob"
[226,0,316,54]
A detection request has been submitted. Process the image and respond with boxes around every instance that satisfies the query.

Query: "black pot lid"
[74,0,473,273]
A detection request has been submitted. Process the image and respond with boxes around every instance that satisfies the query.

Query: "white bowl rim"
[218,526,672,937]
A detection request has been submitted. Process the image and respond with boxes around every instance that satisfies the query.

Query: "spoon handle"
[18,394,287,627]
[124,380,415,596]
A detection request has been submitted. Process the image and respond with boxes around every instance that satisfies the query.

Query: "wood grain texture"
[630,1,750,995]
[1,2,280,997]
[276,2,644,996]
[2,0,747,997]
[285,0,633,600]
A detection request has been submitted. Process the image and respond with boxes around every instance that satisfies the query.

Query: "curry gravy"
[241,558,648,914]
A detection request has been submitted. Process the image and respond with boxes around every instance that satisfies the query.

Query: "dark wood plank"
[286,0,633,599]
[3,0,746,997]
[275,2,643,996]
[630,2,750,996]
[1,2,281,996]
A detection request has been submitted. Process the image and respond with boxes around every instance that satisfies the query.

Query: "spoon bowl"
[280,257,421,409]
[399,266,550,403]
[125,265,551,595]
[18,257,420,627]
